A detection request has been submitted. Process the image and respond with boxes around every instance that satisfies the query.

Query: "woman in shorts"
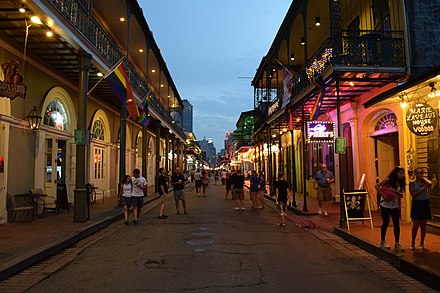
[119,175,132,225]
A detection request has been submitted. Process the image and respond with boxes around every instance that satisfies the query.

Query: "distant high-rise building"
[196,136,217,167]
[182,99,193,133]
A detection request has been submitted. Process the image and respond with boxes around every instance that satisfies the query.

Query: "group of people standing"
[375,166,434,252]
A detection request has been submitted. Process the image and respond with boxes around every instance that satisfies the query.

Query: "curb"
[334,228,440,291]
[0,194,160,282]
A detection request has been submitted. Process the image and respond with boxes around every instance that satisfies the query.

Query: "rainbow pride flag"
[104,61,138,118]
[137,97,150,127]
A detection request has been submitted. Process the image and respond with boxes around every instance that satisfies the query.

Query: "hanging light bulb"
[315,17,321,26]
[290,53,295,61]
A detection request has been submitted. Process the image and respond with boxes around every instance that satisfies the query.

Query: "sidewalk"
[0,186,160,282]
[263,187,440,291]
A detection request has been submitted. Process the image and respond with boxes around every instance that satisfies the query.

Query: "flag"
[104,61,138,119]
[137,96,150,127]
[282,67,293,108]
[310,90,325,120]
[288,108,294,131]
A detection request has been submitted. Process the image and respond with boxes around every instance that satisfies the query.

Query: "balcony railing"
[47,0,186,138]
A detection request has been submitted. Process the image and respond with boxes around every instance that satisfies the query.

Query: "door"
[92,146,105,189]
[375,133,399,181]
[44,138,66,198]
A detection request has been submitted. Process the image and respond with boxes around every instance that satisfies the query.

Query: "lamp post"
[26,106,42,130]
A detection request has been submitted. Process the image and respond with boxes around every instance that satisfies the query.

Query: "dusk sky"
[140,1,291,150]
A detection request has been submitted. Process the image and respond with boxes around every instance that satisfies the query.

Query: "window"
[92,118,105,141]
[375,113,397,131]
[45,139,53,183]
[94,148,105,179]
[44,100,67,130]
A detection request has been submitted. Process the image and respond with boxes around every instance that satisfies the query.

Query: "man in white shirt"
[221,169,227,185]
[131,168,147,224]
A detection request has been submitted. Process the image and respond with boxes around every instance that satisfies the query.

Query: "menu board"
[406,102,437,136]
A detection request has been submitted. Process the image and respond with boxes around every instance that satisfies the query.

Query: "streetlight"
[26,106,42,130]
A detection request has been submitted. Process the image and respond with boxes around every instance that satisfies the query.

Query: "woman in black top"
[258,173,266,209]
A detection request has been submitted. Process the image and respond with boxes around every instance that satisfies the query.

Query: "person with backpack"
[409,167,432,250]
[375,166,406,252]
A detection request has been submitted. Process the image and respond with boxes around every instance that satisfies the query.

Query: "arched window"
[92,118,105,141]
[43,100,68,130]
[375,113,397,131]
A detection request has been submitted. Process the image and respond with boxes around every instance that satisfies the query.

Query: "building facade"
[251,0,440,226]
[182,99,193,133]
[196,137,217,167]
[0,0,186,223]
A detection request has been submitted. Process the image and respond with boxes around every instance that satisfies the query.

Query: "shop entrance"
[44,138,66,204]
[374,132,399,183]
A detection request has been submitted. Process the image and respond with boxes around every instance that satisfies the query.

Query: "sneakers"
[419,243,425,250]
[380,241,391,249]
[241,207,246,211]
[318,209,322,215]
[184,211,189,215]
[176,211,181,215]
[394,243,404,252]
[234,207,239,211]
[277,223,286,228]
[158,215,168,219]
[258,205,263,209]
[132,219,139,224]
[125,221,129,225]
[324,211,329,216]
[409,243,415,250]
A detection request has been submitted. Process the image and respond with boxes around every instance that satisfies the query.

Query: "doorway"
[44,138,66,202]
[374,133,399,183]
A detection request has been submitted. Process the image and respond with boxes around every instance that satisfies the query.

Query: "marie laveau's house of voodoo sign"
[0,60,28,100]
[406,101,438,136]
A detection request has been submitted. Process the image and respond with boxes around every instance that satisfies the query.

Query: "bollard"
[73,188,88,223]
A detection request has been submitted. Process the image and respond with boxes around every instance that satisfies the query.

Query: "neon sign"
[306,121,335,143]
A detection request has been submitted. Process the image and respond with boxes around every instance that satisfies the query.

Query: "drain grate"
[145,260,161,268]
[185,239,213,246]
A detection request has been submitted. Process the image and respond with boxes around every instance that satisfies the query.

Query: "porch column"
[336,77,346,227]
[171,135,176,173]
[349,102,360,187]
[142,126,148,180]
[301,101,308,212]
[74,51,91,223]
[165,130,170,171]
[155,121,161,192]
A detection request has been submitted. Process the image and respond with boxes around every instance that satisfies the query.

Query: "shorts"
[233,188,244,200]
[160,193,167,203]
[121,196,131,207]
[131,196,144,208]
[411,199,432,220]
[250,191,259,199]
[174,190,185,201]
[317,186,332,201]
[195,180,202,188]
[278,200,287,215]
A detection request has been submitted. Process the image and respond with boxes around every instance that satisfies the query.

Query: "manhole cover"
[193,247,207,253]
[145,260,161,268]
[190,231,215,237]
[186,239,213,245]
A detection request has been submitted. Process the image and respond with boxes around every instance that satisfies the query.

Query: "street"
[26,183,434,293]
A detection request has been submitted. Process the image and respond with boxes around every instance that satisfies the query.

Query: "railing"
[47,0,186,138]
[338,30,405,67]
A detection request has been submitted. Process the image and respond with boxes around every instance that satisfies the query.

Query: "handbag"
[380,185,397,202]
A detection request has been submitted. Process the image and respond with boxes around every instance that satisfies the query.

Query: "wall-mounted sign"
[268,101,279,117]
[406,102,437,136]
[74,129,85,145]
[0,60,27,100]
[335,137,346,154]
[306,121,335,143]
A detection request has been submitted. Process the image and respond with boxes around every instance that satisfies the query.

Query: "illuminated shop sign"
[306,121,335,143]
[0,60,27,100]
[406,102,437,136]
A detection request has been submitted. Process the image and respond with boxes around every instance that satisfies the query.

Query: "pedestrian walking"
[118,175,132,225]
[158,167,169,219]
[221,169,227,185]
[225,171,232,200]
[214,171,220,185]
[409,167,432,250]
[232,169,245,211]
[249,170,260,209]
[194,169,202,196]
[258,173,266,209]
[275,173,288,227]
[375,166,406,252]
[131,168,147,224]
[171,167,188,215]
[313,164,334,216]
[201,170,209,196]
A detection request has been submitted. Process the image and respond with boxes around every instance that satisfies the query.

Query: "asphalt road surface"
[27,182,435,293]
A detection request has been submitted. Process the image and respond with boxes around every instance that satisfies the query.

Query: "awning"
[364,66,440,108]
